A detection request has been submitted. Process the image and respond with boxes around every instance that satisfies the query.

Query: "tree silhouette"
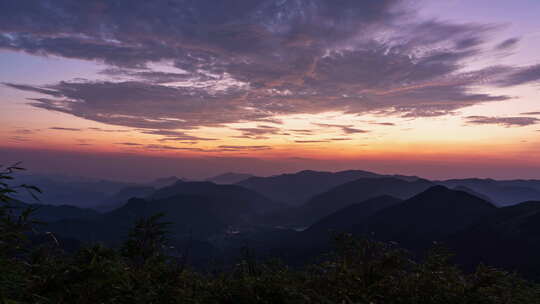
[121,213,171,266]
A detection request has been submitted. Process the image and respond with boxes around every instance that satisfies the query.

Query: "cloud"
[99,69,194,84]
[329,138,352,141]
[495,38,520,50]
[13,129,35,134]
[1,0,535,131]
[116,142,143,146]
[7,81,264,130]
[497,64,540,87]
[315,123,369,134]
[49,127,82,131]
[0,0,401,67]
[465,116,540,127]
[144,144,203,151]
[145,145,272,153]
[217,145,272,151]
[2,83,63,96]
[88,127,130,133]
[369,122,395,126]
[141,129,217,142]
[8,136,30,142]
[294,140,329,143]
[142,144,272,152]
[342,127,370,134]
[289,129,315,135]
[521,112,540,115]
[234,125,284,139]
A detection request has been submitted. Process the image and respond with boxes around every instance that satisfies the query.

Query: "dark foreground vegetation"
[2,165,540,303]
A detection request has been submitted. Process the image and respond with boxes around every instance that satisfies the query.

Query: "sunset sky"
[1,0,540,181]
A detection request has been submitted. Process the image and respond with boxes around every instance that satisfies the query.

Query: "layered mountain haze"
[361,186,497,247]
[448,200,540,278]
[9,174,134,208]
[8,199,101,223]
[150,181,281,212]
[440,179,540,206]
[96,185,156,212]
[207,172,254,185]
[3,1,540,301]
[450,185,494,203]
[5,173,540,304]
[254,186,495,252]
[237,170,419,206]
[305,195,404,234]
[43,195,226,243]
[148,176,183,188]
[6,168,540,280]
[300,177,434,223]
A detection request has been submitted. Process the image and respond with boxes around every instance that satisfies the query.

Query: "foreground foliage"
[1,165,540,303]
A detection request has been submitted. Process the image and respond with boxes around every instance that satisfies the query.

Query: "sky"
[1,0,540,181]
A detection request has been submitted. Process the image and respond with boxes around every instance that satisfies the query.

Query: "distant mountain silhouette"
[499,180,540,192]
[361,186,496,248]
[38,181,282,244]
[151,181,281,214]
[440,178,540,206]
[96,185,156,212]
[447,200,540,279]
[148,176,182,188]
[12,169,540,279]
[238,170,419,206]
[44,194,227,243]
[300,177,434,223]
[233,196,406,264]
[237,187,499,265]
[452,185,493,203]
[109,195,227,236]
[259,186,497,266]
[32,205,101,222]
[237,170,381,205]
[306,195,403,234]
[257,196,404,262]
[207,172,254,184]
[10,174,133,208]
[9,199,101,222]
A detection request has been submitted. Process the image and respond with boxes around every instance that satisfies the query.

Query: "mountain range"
[206,172,254,184]
[9,168,540,279]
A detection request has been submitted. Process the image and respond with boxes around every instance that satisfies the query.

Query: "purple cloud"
[294,140,329,143]
[329,138,353,141]
[141,129,217,142]
[316,123,370,135]
[88,127,130,133]
[495,38,520,50]
[13,129,35,134]
[497,64,540,87]
[49,127,82,131]
[369,122,395,126]
[8,136,30,142]
[116,142,143,146]
[465,116,540,127]
[234,125,284,139]
[217,145,272,151]
[0,0,535,131]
